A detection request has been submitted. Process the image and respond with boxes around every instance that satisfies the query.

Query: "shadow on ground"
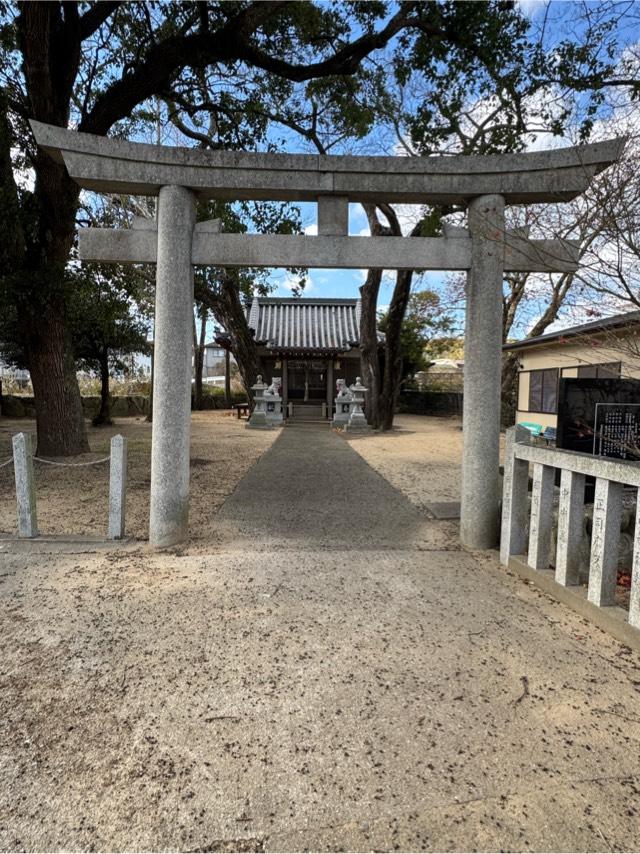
[214,425,444,551]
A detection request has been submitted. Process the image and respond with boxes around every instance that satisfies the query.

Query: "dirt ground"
[342,414,468,511]
[0,411,277,541]
[3,413,640,853]
[0,413,471,541]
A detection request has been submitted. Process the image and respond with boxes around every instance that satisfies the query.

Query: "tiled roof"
[247,297,360,352]
[503,309,640,351]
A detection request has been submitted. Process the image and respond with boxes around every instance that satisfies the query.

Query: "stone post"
[588,477,623,607]
[555,469,585,586]
[460,194,505,550]
[630,487,640,629]
[108,434,128,540]
[149,185,196,547]
[499,425,530,565]
[13,432,38,538]
[527,463,555,570]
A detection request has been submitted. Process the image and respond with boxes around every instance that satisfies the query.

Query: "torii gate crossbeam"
[30,121,624,550]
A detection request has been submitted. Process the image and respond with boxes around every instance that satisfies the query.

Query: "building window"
[577,361,621,379]
[528,368,558,413]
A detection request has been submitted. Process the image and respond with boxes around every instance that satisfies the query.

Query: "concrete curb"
[507,553,640,651]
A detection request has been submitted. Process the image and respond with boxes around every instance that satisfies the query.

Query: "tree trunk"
[192,309,206,410]
[93,349,112,426]
[379,269,413,430]
[26,301,90,455]
[359,269,383,428]
[224,348,231,407]
[197,274,263,402]
[15,4,89,455]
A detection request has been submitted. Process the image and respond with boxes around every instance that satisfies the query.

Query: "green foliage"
[193,197,306,305]
[69,262,150,376]
[378,289,455,379]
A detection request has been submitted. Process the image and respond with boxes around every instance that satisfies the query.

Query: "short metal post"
[13,432,38,538]
[108,434,128,540]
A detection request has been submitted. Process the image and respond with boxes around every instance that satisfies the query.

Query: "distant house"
[503,311,640,430]
[245,296,363,415]
[202,342,235,378]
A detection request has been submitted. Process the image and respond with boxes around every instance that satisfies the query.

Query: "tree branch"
[81,4,412,136]
[78,2,121,41]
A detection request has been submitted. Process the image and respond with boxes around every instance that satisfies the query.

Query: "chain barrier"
[0,456,13,469]
[32,455,111,467]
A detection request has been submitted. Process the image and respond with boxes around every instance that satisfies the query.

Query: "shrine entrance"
[287,360,327,403]
[30,120,623,550]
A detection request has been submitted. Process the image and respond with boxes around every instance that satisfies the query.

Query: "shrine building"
[246,296,364,418]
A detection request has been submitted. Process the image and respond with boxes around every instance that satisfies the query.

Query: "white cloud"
[515,0,547,19]
[277,270,311,292]
[304,223,318,236]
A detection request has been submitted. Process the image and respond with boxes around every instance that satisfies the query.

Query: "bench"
[233,402,251,420]
[518,421,544,437]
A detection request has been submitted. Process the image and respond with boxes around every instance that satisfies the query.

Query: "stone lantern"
[247,375,270,429]
[346,377,371,431]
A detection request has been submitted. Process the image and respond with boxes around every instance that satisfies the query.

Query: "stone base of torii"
[30,121,624,549]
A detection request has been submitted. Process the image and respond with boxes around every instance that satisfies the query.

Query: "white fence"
[500,425,640,632]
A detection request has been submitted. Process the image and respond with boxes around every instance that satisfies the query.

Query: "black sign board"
[594,403,640,460]
[557,378,640,461]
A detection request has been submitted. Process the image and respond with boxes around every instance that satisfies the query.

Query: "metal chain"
[32,455,110,467]
[0,457,13,469]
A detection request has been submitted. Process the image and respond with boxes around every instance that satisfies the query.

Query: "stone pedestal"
[265,395,283,424]
[345,377,371,432]
[333,397,353,426]
[332,378,353,426]
[247,376,271,429]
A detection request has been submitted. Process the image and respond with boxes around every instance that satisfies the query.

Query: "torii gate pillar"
[149,185,196,547]
[460,194,505,549]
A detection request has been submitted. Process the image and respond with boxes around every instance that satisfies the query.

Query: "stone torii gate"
[31,121,623,549]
